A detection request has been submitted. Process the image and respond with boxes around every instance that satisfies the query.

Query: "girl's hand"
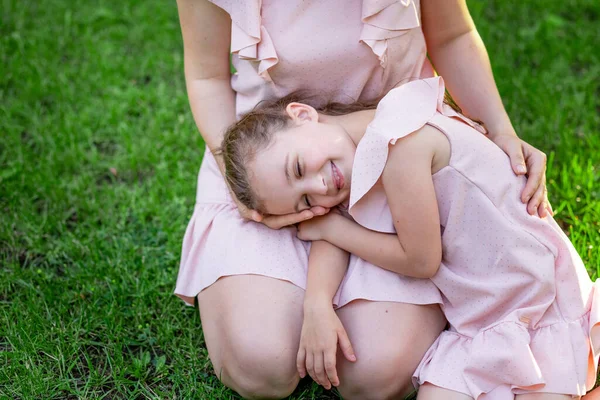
[297,301,356,390]
[297,213,337,241]
[489,133,553,218]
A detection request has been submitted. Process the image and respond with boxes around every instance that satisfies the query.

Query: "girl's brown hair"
[217,88,467,214]
[217,92,379,214]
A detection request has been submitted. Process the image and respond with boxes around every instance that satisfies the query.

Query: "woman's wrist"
[483,113,518,139]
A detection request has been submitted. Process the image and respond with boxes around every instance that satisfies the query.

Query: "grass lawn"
[1,0,599,398]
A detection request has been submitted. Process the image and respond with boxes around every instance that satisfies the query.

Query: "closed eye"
[304,194,311,208]
[296,160,302,178]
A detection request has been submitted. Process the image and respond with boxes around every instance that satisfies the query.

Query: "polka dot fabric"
[175,0,442,308]
[348,77,600,399]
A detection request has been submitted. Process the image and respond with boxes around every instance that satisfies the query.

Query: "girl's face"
[249,104,357,215]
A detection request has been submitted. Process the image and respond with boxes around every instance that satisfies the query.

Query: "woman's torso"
[209,0,433,118]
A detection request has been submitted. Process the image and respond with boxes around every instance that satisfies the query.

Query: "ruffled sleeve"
[209,0,279,81]
[360,0,421,67]
[349,77,485,232]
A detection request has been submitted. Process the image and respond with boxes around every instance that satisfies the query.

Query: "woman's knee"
[335,301,445,400]
[336,347,415,400]
[219,334,300,399]
[197,275,304,398]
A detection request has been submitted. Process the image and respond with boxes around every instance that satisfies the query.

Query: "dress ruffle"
[360,0,421,67]
[175,151,443,307]
[209,0,279,81]
[413,283,600,399]
[349,77,484,233]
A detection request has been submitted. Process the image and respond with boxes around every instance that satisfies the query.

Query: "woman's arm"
[298,241,355,390]
[421,0,551,218]
[177,0,235,161]
[177,0,328,227]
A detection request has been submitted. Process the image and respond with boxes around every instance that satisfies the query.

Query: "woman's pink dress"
[175,0,442,307]
[348,77,600,398]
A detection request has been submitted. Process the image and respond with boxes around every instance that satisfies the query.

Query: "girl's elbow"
[413,252,442,279]
[423,260,441,278]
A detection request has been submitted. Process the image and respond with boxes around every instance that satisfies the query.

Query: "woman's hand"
[256,207,330,230]
[297,300,356,390]
[490,133,553,218]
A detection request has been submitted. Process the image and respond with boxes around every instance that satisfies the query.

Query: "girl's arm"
[298,241,355,390]
[298,126,442,279]
[177,0,328,227]
[421,0,551,218]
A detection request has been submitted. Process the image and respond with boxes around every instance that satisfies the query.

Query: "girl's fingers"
[296,347,307,379]
[313,352,331,390]
[324,350,339,388]
[337,328,356,363]
[305,352,317,384]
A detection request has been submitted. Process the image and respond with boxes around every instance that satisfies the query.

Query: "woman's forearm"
[422,0,514,138]
[428,30,513,137]
[177,0,236,172]
[304,241,349,308]
[186,77,236,171]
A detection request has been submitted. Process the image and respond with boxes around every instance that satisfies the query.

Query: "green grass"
[1,0,599,398]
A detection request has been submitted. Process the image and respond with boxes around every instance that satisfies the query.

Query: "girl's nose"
[302,174,327,196]
[312,175,328,195]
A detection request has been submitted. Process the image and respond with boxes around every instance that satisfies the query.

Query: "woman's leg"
[198,274,304,400]
[335,300,446,400]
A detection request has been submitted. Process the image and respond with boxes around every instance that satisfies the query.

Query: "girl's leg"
[198,274,304,400]
[335,300,446,400]
[416,383,473,400]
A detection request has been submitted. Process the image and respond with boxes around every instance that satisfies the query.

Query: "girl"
[220,77,600,400]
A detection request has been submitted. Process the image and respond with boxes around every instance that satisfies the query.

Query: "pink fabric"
[349,77,600,398]
[175,0,439,307]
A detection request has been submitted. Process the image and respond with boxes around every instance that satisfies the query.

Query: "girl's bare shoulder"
[386,124,450,175]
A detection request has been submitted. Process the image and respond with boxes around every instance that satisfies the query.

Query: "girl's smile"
[248,103,374,215]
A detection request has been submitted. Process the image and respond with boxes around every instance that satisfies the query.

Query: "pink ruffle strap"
[210,0,279,81]
[360,0,421,67]
[348,76,485,232]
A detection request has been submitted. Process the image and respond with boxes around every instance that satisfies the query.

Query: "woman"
[175,1,551,398]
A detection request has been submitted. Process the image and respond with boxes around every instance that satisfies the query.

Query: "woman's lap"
[335,300,446,399]
[176,153,441,307]
[198,274,446,398]
[184,154,446,395]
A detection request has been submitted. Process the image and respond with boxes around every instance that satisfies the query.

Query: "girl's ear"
[285,103,319,124]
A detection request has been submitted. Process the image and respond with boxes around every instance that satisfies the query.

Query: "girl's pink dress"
[349,76,600,398]
[175,0,442,307]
